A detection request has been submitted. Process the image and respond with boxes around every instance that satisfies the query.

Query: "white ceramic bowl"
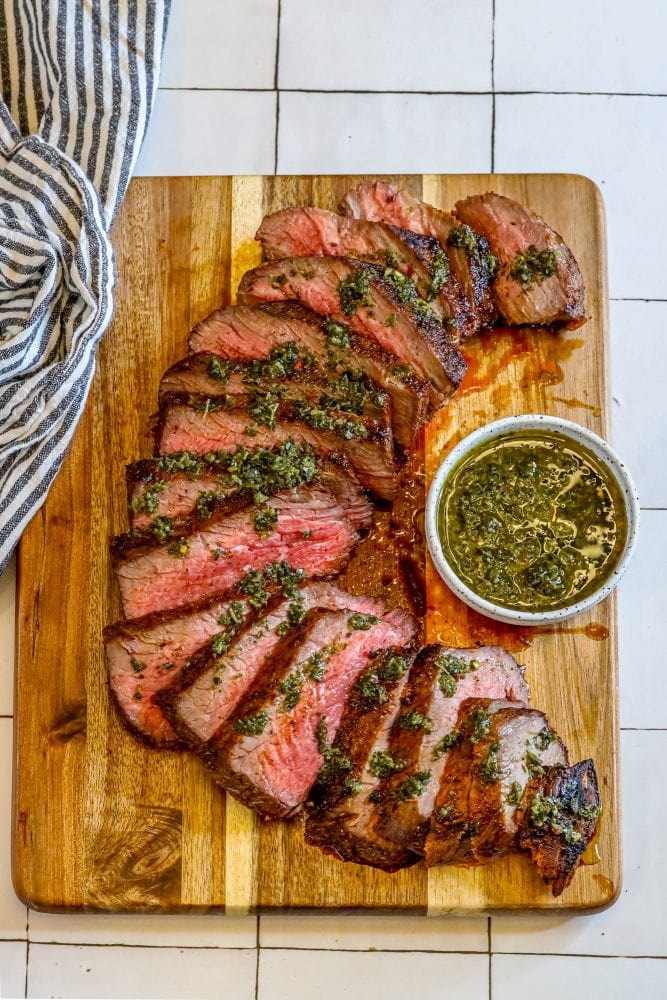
[424,414,640,626]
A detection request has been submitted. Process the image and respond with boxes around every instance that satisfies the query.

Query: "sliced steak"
[340,180,496,334]
[424,699,568,867]
[256,206,469,333]
[155,392,397,501]
[237,256,466,401]
[159,583,385,749]
[517,759,601,897]
[127,458,229,531]
[187,302,431,449]
[159,353,391,428]
[454,192,586,328]
[425,698,567,865]
[377,645,529,853]
[103,589,256,746]
[305,646,418,871]
[127,446,368,534]
[202,606,417,819]
[112,484,361,619]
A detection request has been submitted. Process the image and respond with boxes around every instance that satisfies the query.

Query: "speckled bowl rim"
[424,413,640,626]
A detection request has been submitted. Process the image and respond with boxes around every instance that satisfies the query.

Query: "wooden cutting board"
[13,174,619,914]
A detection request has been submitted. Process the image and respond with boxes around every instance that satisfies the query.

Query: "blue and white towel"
[0,0,170,571]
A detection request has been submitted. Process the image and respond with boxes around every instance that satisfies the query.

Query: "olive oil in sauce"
[438,431,628,613]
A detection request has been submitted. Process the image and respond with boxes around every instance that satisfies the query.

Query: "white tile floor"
[3,0,666,997]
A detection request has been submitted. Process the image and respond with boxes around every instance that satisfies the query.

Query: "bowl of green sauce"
[425,414,639,625]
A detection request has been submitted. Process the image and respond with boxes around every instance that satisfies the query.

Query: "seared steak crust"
[154,392,396,501]
[454,192,586,327]
[305,646,419,872]
[377,645,529,853]
[424,699,567,868]
[187,302,431,449]
[340,180,496,334]
[202,607,417,819]
[517,759,600,897]
[236,256,466,400]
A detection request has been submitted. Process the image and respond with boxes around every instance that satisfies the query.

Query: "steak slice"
[155,392,397,501]
[424,699,568,868]
[454,192,586,328]
[377,645,529,853]
[202,606,417,819]
[159,583,385,749]
[187,302,431,450]
[305,646,418,871]
[127,446,368,533]
[426,699,567,864]
[159,353,391,427]
[103,589,256,746]
[112,483,361,619]
[517,759,601,897]
[256,206,469,333]
[237,256,466,401]
[340,180,496,334]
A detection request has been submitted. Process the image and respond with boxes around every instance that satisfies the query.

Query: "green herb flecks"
[432,730,461,760]
[398,712,433,733]
[534,727,556,751]
[506,781,523,807]
[131,480,166,516]
[167,537,189,558]
[338,269,373,316]
[396,770,431,800]
[348,613,379,631]
[469,707,491,744]
[315,718,353,787]
[323,318,352,349]
[479,740,501,785]
[234,710,269,736]
[426,248,450,301]
[368,750,406,779]
[447,225,478,254]
[238,569,270,609]
[436,652,478,698]
[265,560,306,598]
[510,245,557,286]
[524,750,546,778]
[248,388,283,429]
[292,401,369,441]
[208,357,231,384]
[151,516,173,542]
[253,505,278,538]
[277,672,304,711]
[242,341,317,385]
[195,491,220,520]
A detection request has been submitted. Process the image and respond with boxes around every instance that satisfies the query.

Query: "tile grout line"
[490,0,496,173]
[487,915,493,1000]
[273,0,282,175]
[24,938,28,999]
[254,916,260,1000]
[156,86,667,97]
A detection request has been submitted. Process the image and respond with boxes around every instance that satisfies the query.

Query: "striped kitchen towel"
[0,0,170,572]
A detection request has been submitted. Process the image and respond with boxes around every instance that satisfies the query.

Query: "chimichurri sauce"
[438,431,628,613]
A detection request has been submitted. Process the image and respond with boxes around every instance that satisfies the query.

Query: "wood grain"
[13,174,619,914]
